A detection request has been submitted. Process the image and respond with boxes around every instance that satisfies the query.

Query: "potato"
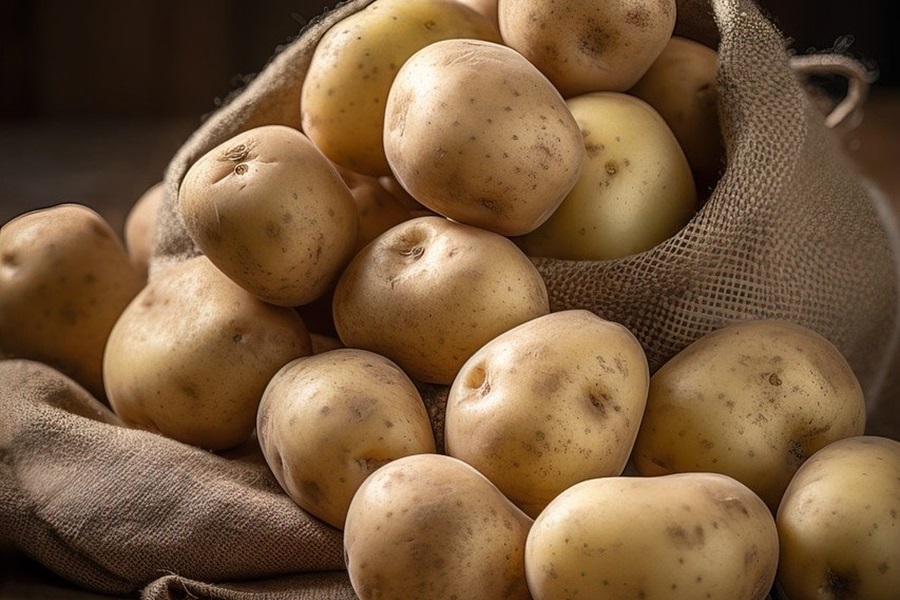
[300,0,502,176]
[332,215,550,385]
[632,319,867,511]
[103,255,311,451]
[383,38,585,237]
[335,165,415,252]
[516,91,697,260]
[124,181,164,281]
[344,453,533,600]
[0,203,144,400]
[178,124,359,307]
[445,309,649,517]
[629,36,725,192]
[776,435,900,600]
[525,472,778,600]
[498,0,677,96]
[256,348,436,529]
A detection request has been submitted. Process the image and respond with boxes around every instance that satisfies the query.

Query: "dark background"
[1,0,897,120]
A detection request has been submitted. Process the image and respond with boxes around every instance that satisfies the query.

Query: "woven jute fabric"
[1,0,896,599]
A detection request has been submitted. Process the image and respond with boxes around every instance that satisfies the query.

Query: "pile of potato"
[1,1,897,599]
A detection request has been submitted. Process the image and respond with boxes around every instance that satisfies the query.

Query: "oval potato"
[178,125,358,307]
[445,309,649,517]
[103,255,311,451]
[344,453,533,600]
[332,215,550,385]
[516,91,697,260]
[498,0,677,96]
[256,348,436,529]
[384,38,585,236]
[526,472,778,600]
[632,319,867,511]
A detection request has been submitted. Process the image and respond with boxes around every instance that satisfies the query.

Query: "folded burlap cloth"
[2,0,897,598]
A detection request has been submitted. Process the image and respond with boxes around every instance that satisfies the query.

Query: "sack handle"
[789,53,872,130]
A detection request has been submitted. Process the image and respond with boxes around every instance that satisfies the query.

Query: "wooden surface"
[1,88,899,599]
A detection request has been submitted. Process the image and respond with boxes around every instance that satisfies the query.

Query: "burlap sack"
[154,0,899,405]
[1,0,895,599]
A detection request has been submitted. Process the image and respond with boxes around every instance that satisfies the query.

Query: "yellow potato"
[445,310,649,517]
[526,472,778,600]
[498,0,677,96]
[776,435,900,600]
[103,255,311,451]
[0,203,144,400]
[332,215,550,384]
[344,453,533,600]
[516,91,697,260]
[124,181,164,281]
[301,0,501,176]
[178,125,358,307]
[629,36,725,192]
[383,38,585,236]
[257,348,435,529]
[633,319,867,511]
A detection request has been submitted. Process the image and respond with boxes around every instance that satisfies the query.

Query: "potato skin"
[0,203,144,400]
[498,0,677,96]
[629,36,725,192]
[525,472,778,600]
[332,216,549,385]
[256,348,436,529]
[300,0,501,176]
[445,309,649,517]
[103,255,311,451]
[516,91,697,260]
[383,38,585,236]
[344,453,533,600]
[178,125,358,307]
[633,319,866,511]
[776,436,900,600]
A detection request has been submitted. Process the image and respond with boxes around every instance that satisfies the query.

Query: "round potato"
[0,203,144,400]
[776,435,900,600]
[516,91,697,260]
[526,472,778,600]
[498,0,677,96]
[344,453,533,600]
[178,124,359,307]
[384,38,585,236]
[629,36,725,193]
[332,215,550,385]
[301,0,501,176]
[445,310,649,517]
[632,319,867,511]
[103,255,311,451]
[256,348,436,529]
